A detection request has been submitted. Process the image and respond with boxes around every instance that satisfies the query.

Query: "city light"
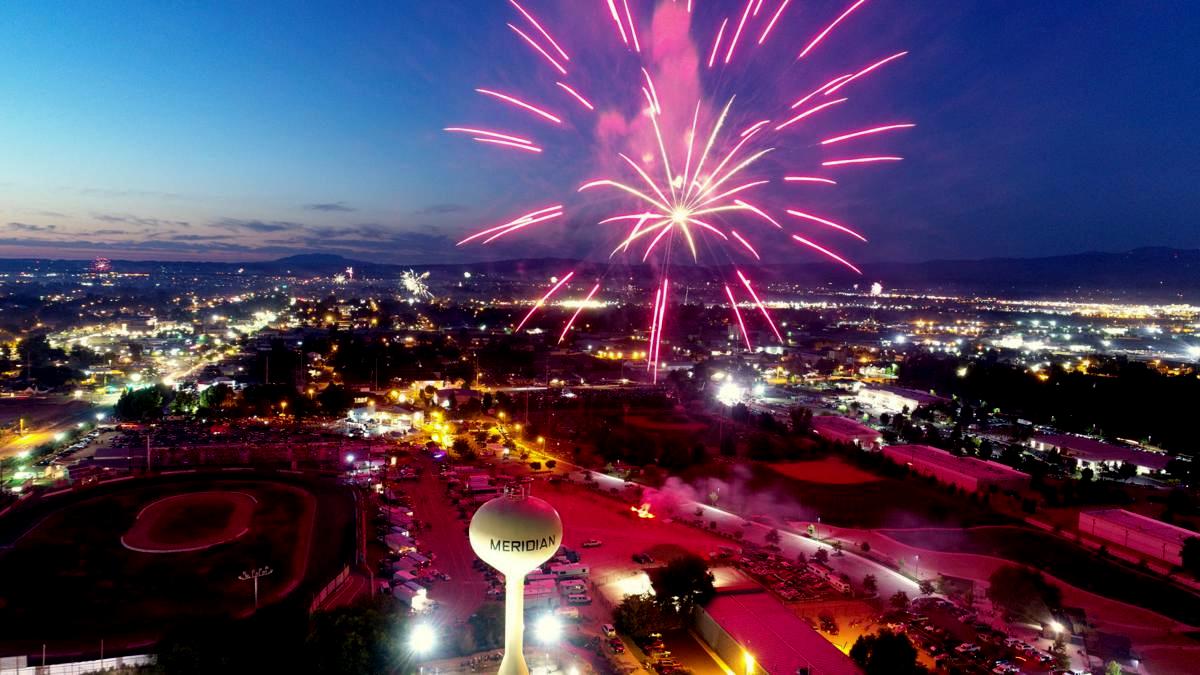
[409,623,437,654]
[717,382,745,406]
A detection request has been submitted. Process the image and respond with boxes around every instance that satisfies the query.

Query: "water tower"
[469,486,563,675]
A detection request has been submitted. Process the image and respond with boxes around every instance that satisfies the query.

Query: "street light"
[409,623,436,655]
[533,614,562,644]
[743,650,756,675]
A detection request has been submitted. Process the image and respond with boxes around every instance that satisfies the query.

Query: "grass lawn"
[768,457,882,485]
[883,526,1200,625]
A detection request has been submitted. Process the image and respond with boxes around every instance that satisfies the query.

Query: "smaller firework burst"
[401,269,433,299]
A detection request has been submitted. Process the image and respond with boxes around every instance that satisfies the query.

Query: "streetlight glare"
[534,614,562,644]
[410,623,437,654]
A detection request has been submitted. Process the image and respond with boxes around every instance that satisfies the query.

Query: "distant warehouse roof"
[1079,509,1198,566]
[699,591,862,675]
[1032,433,1171,472]
[811,415,882,447]
[883,444,1029,492]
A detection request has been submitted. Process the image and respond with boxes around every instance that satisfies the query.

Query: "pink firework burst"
[447,0,914,381]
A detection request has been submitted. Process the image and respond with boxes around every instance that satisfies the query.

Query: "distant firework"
[448,0,914,380]
[401,269,433,300]
[89,257,112,273]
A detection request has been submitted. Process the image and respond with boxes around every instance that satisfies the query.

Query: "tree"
[650,554,715,613]
[452,438,471,455]
[889,591,910,610]
[986,566,1062,621]
[467,602,505,650]
[849,630,925,675]
[1183,537,1200,577]
[1105,660,1123,675]
[832,540,844,555]
[116,384,173,421]
[765,528,781,545]
[317,385,354,416]
[789,406,813,434]
[918,579,935,595]
[813,548,829,565]
[862,574,878,595]
[305,597,409,674]
[613,593,668,641]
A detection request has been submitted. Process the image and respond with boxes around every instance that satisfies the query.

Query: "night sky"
[0,1,1197,264]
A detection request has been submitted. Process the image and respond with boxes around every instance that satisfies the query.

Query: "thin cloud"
[214,218,301,233]
[304,201,356,213]
[7,222,57,232]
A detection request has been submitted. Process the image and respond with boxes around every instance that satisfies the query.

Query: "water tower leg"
[500,575,530,675]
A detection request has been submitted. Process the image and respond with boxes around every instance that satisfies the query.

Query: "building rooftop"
[705,591,861,675]
[1034,433,1171,471]
[1083,509,1198,545]
[862,385,949,407]
[811,415,882,440]
[885,444,1030,481]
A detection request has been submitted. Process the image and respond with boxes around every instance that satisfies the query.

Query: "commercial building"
[1078,509,1197,567]
[1030,433,1171,475]
[811,415,883,449]
[696,590,861,674]
[883,444,1030,492]
[855,385,948,415]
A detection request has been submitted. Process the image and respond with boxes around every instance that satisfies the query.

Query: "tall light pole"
[239,565,274,611]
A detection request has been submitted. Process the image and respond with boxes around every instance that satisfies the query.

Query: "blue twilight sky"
[0,1,1198,264]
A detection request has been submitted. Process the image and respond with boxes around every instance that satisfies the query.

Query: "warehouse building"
[1078,509,1196,567]
[883,444,1030,492]
[811,415,883,449]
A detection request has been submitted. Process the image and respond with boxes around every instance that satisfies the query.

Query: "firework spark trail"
[556,81,595,110]
[480,209,562,243]
[822,156,903,166]
[724,284,752,349]
[736,269,783,342]
[776,98,848,131]
[786,209,868,242]
[799,0,868,59]
[444,127,536,145]
[792,235,863,274]
[642,68,662,115]
[730,230,761,259]
[652,277,669,376]
[821,123,915,145]
[606,0,629,45]
[457,205,562,246]
[733,199,783,228]
[622,0,641,52]
[515,272,575,331]
[472,137,544,153]
[507,24,568,75]
[476,88,562,124]
[824,51,908,95]
[739,119,771,137]
[758,0,791,45]
[784,176,838,184]
[508,0,570,61]
[725,0,756,64]
[708,18,729,69]
[791,75,854,109]
[558,283,601,343]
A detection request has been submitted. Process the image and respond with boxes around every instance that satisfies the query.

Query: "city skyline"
[0,1,1198,264]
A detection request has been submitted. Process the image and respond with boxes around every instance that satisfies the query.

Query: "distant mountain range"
[3,247,1200,301]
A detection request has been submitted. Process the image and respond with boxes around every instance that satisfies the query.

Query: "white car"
[582,539,603,548]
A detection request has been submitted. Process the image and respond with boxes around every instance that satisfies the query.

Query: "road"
[0,397,108,461]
